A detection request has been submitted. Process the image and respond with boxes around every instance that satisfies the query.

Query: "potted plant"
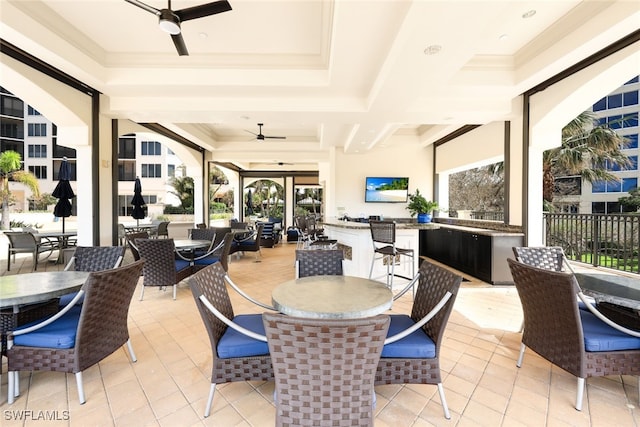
[406,189,438,223]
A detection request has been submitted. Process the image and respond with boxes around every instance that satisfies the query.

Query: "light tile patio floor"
[1,240,638,426]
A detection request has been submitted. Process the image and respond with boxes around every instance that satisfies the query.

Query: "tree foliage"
[168,169,194,210]
[543,111,630,203]
[0,150,40,230]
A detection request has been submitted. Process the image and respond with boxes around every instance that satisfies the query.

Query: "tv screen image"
[365,177,409,203]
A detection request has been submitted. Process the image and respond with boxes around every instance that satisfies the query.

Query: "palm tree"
[543,111,630,203]
[168,174,194,211]
[0,150,40,230]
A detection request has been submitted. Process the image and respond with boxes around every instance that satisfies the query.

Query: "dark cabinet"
[420,227,522,284]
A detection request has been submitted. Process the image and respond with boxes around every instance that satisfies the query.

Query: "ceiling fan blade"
[244,129,259,136]
[175,0,232,22]
[264,136,287,139]
[124,0,160,16]
[171,33,189,56]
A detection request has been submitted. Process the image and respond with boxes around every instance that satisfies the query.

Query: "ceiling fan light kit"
[125,0,232,56]
[158,10,181,35]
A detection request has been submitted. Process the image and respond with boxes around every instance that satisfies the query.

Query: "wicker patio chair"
[231,223,264,261]
[125,231,149,261]
[189,262,273,418]
[368,220,415,290]
[507,258,640,411]
[189,232,236,273]
[155,221,170,238]
[6,260,144,405]
[375,259,462,419]
[189,227,216,243]
[5,231,57,271]
[59,245,126,307]
[295,248,344,278]
[262,312,389,427]
[136,238,193,300]
[512,246,572,272]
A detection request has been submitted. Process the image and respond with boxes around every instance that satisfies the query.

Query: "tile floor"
[1,241,639,426]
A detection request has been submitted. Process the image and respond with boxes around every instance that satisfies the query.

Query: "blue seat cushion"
[59,291,84,307]
[194,256,220,266]
[236,240,257,248]
[13,310,80,349]
[381,314,436,358]
[217,314,269,359]
[580,310,640,352]
[175,259,191,272]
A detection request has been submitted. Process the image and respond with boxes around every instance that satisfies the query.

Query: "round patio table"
[272,275,393,319]
[0,271,90,309]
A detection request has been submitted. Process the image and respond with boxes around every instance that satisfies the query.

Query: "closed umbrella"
[131,177,147,227]
[246,189,254,215]
[52,157,75,233]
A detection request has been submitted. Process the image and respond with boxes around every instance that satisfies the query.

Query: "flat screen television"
[365,177,409,203]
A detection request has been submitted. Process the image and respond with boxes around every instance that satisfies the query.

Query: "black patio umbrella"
[246,189,254,215]
[52,157,75,233]
[131,177,147,227]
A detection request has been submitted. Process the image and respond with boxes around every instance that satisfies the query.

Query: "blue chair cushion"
[217,314,269,359]
[194,256,220,266]
[175,259,191,272]
[381,314,436,358]
[13,310,81,349]
[59,291,84,307]
[236,240,257,248]
[580,310,640,352]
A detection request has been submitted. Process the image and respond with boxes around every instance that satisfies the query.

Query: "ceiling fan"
[246,123,287,141]
[125,0,232,56]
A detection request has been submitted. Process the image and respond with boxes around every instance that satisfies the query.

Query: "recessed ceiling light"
[198,32,208,39]
[499,34,509,41]
[522,10,536,19]
[423,45,442,55]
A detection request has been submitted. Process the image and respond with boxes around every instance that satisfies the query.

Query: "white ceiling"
[2,0,639,171]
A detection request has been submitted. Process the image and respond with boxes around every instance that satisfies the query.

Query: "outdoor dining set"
[1,229,640,424]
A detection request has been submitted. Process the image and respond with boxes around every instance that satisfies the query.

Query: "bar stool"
[368,220,415,290]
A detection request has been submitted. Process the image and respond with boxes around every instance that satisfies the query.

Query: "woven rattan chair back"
[263,312,390,427]
[295,249,344,278]
[369,220,396,245]
[189,263,273,417]
[136,238,190,300]
[512,246,566,271]
[190,228,216,241]
[7,260,144,404]
[70,246,125,271]
[156,221,170,238]
[125,231,149,261]
[375,259,462,383]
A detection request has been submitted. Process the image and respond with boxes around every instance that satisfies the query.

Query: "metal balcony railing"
[544,213,640,274]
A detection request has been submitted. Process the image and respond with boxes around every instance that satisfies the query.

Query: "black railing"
[544,213,640,273]
[470,211,504,221]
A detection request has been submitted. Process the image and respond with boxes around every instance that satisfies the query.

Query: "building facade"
[0,87,183,219]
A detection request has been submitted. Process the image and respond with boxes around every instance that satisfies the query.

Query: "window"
[141,141,161,155]
[608,93,623,108]
[28,144,47,158]
[625,76,639,85]
[167,148,175,155]
[626,134,639,149]
[592,181,606,193]
[593,97,606,111]
[623,112,638,128]
[168,164,175,177]
[27,123,47,136]
[119,137,136,159]
[1,95,23,118]
[52,159,77,180]
[118,160,136,181]
[28,165,47,179]
[143,195,157,204]
[27,106,41,115]
[623,178,638,192]
[623,91,639,106]
[141,164,162,178]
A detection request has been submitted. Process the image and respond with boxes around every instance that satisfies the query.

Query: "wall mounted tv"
[365,177,409,203]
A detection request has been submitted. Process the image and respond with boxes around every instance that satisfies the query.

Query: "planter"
[417,213,432,223]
